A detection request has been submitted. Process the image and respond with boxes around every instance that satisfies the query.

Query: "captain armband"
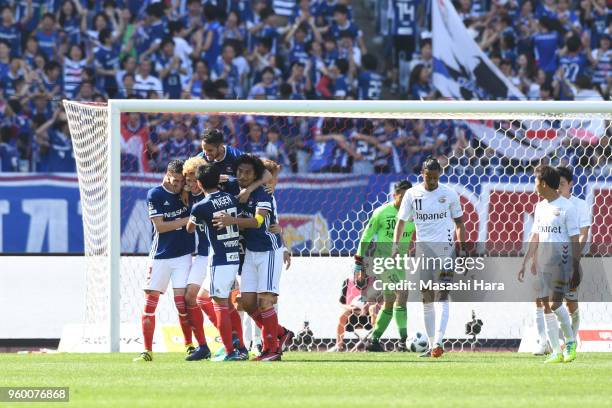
[255,213,265,227]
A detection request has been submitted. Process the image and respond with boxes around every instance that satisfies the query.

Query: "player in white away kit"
[518,166,581,364]
[393,158,466,358]
[525,166,590,357]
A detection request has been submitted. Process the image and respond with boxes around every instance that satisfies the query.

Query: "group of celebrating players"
[352,158,588,363]
[135,128,292,362]
[135,127,589,364]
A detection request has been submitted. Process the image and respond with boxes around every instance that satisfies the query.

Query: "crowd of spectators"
[0,0,609,175]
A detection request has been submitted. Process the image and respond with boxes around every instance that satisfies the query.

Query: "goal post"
[64,99,612,353]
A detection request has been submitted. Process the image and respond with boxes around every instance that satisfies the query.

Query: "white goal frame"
[98,99,611,352]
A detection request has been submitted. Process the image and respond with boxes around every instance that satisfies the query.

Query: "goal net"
[63,100,612,353]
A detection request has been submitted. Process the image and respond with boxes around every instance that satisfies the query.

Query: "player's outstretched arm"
[151,216,189,234]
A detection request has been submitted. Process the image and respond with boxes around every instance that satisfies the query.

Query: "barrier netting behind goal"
[64,101,612,352]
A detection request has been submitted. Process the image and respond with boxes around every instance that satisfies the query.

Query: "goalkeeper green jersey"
[356,202,416,258]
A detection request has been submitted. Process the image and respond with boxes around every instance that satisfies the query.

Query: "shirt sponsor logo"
[415,211,448,221]
[537,225,562,233]
[164,207,188,218]
[438,196,446,203]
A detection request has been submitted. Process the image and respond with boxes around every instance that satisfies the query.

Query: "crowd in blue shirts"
[0,0,610,174]
[374,0,611,100]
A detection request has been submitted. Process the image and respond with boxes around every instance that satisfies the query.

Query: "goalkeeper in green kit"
[354,180,416,352]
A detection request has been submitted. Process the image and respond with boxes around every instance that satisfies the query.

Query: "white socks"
[434,300,450,347]
[535,307,546,344]
[554,304,575,343]
[423,303,435,347]
[545,313,561,354]
[571,308,580,339]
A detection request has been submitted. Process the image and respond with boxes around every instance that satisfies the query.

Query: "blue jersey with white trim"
[392,0,418,36]
[190,191,241,266]
[238,186,282,252]
[190,191,209,256]
[147,185,194,259]
[197,145,244,176]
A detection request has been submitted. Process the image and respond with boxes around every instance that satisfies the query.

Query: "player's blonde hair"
[183,156,206,176]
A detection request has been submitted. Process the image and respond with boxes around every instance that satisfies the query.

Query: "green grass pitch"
[1,352,611,408]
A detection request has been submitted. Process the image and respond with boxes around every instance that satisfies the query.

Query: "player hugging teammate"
[135,129,291,362]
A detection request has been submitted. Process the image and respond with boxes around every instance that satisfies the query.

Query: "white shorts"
[145,254,192,293]
[537,261,572,299]
[240,248,284,294]
[414,242,455,285]
[187,255,209,286]
[208,264,240,298]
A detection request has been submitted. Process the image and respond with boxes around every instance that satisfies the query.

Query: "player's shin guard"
[260,307,279,352]
[142,293,159,351]
[197,295,217,327]
[553,304,575,343]
[214,303,235,354]
[372,309,393,341]
[434,300,449,347]
[186,304,206,346]
[228,303,245,348]
[174,295,193,346]
[393,306,408,340]
[545,312,562,354]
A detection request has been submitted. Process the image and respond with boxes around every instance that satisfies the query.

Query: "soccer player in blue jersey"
[182,156,215,361]
[198,128,245,176]
[134,160,197,363]
[198,128,273,200]
[187,163,247,361]
[213,154,290,361]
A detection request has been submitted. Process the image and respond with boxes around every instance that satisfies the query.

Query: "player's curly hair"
[183,156,206,176]
[234,154,265,180]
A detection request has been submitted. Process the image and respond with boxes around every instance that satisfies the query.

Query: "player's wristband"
[255,213,264,227]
